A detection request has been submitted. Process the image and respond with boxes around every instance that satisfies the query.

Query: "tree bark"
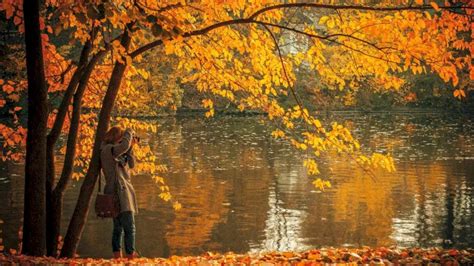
[61,28,132,258]
[45,192,62,257]
[22,0,48,256]
[46,50,106,257]
[45,37,92,195]
[45,49,87,256]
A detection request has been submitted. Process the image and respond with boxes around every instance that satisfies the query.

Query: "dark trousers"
[112,211,135,254]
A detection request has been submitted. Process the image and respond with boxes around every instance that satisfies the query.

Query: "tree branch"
[53,49,107,195]
[248,3,473,19]
[130,2,471,58]
[261,24,304,112]
[255,21,388,52]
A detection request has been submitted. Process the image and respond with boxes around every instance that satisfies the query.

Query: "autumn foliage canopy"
[0,0,472,257]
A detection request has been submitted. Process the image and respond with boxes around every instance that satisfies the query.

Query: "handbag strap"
[98,170,102,193]
[98,146,115,194]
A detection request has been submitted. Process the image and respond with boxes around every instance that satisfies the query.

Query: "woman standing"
[101,126,139,259]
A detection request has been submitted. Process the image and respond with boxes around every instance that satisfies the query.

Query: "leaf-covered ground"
[0,248,473,265]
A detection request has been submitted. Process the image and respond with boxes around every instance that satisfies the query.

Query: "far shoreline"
[114,106,474,119]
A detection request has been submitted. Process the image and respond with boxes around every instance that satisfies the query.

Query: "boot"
[126,251,138,260]
[113,251,122,259]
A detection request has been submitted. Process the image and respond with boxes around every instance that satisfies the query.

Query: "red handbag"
[95,189,120,218]
[95,149,121,218]
[95,192,120,218]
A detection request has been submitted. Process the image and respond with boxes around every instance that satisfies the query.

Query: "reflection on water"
[0,113,473,258]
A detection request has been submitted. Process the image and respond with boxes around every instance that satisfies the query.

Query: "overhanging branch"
[247,3,473,20]
[129,2,472,58]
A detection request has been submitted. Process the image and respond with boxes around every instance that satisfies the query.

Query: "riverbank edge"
[117,107,473,119]
[1,247,473,265]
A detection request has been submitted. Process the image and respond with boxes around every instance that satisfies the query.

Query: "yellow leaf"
[312,178,331,190]
[314,119,322,128]
[211,49,219,57]
[319,16,329,25]
[271,129,285,139]
[137,69,149,79]
[173,202,182,211]
[202,99,213,108]
[205,109,214,118]
[424,11,432,19]
[327,18,335,29]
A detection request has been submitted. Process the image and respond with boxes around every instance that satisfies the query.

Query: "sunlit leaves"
[312,178,332,190]
[136,69,149,80]
[303,159,320,175]
[202,99,214,118]
[430,2,440,12]
[1,1,472,199]
[172,201,182,211]
[0,124,26,161]
[357,153,396,173]
[453,89,466,99]
[304,6,471,100]
[271,129,285,139]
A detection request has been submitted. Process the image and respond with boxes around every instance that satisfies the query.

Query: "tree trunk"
[46,35,93,204]
[46,192,62,257]
[46,50,106,257]
[22,0,48,256]
[46,63,83,256]
[46,140,56,255]
[61,28,132,258]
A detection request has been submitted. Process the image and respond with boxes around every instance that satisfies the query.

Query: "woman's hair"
[104,126,123,144]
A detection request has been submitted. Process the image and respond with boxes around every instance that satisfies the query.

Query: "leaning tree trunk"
[46,50,106,257]
[60,28,132,258]
[22,0,48,256]
[45,39,93,256]
[45,37,92,190]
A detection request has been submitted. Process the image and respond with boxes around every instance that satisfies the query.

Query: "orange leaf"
[430,2,440,11]
[453,89,465,99]
[13,15,21,25]
[3,84,15,94]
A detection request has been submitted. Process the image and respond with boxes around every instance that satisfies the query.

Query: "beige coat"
[100,129,138,214]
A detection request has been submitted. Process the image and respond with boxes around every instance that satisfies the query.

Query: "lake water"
[0,112,473,258]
